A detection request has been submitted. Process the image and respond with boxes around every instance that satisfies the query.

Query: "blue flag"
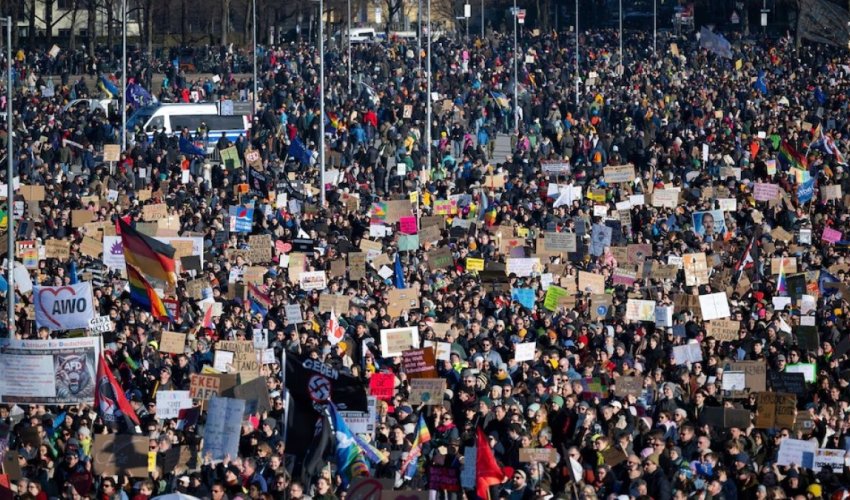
[797,178,815,204]
[179,136,206,157]
[394,254,406,289]
[288,138,312,165]
[753,70,768,95]
[819,270,839,296]
[328,404,370,488]
[127,82,154,108]
[69,261,78,284]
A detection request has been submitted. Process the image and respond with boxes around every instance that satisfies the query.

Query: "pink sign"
[753,183,779,202]
[822,227,842,244]
[399,216,418,235]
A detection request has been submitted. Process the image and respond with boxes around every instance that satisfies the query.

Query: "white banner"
[155,390,193,419]
[0,337,99,404]
[103,236,204,271]
[34,282,95,331]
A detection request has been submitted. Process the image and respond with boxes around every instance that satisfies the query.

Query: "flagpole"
[319,0,326,206]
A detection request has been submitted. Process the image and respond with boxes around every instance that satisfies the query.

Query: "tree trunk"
[107,2,115,59]
[181,0,187,45]
[45,0,54,47]
[143,0,153,57]
[12,0,21,47]
[87,0,96,57]
[243,0,251,45]
[69,0,79,51]
[222,0,229,46]
[28,0,36,44]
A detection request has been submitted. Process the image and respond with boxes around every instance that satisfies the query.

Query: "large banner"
[34,282,95,331]
[0,338,99,404]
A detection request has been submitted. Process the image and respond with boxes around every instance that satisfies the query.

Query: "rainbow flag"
[328,403,370,487]
[778,140,807,172]
[127,265,171,322]
[353,433,388,465]
[401,413,431,479]
[776,258,788,296]
[119,219,177,285]
[327,111,340,131]
[247,283,271,317]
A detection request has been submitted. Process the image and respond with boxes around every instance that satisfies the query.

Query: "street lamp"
[575,0,579,107]
[121,0,127,152]
[426,0,431,173]
[1,16,12,336]
[513,0,518,132]
[348,0,352,93]
[619,0,623,68]
[319,0,326,206]
[253,0,258,116]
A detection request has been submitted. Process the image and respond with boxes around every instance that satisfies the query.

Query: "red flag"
[476,427,505,500]
[95,354,140,432]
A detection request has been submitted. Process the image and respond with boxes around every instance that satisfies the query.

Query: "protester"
[2,13,850,500]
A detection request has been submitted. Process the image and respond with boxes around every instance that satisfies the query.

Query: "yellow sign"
[466,258,484,272]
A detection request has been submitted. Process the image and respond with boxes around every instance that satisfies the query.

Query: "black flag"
[284,352,367,457]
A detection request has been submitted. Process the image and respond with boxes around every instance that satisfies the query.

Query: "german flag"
[118,218,177,285]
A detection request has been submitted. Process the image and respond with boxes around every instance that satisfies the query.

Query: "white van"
[126,103,249,153]
[126,103,219,133]
[349,27,378,43]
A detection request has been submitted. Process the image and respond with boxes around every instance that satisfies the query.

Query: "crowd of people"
[1,15,850,500]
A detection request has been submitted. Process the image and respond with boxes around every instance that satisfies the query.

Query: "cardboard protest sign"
[92,435,149,476]
[578,271,605,294]
[408,378,446,405]
[519,448,558,463]
[189,373,237,403]
[725,360,767,393]
[379,327,419,358]
[683,253,709,286]
[216,341,261,380]
[44,239,71,260]
[754,392,796,429]
[318,294,351,314]
[386,289,420,317]
[160,331,186,354]
[615,376,643,397]
[232,376,272,415]
[705,319,740,341]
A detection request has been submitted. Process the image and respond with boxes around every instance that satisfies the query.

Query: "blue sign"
[797,179,815,204]
[229,206,254,233]
[511,288,535,310]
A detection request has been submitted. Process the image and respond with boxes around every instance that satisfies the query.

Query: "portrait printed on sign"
[692,210,726,241]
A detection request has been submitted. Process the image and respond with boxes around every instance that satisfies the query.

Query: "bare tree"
[222,0,230,45]
[383,0,404,35]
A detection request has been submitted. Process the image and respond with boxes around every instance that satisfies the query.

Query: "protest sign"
[725,360,767,392]
[189,373,237,403]
[369,373,395,400]
[699,293,731,320]
[155,391,193,419]
[544,232,577,253]
[683,253,709,286]
[402,348,438,378]
[429,466,461,491]
[785,363,816,382]
[777,438,816,468]
[755,393,796,429]
[91,435,149,476]
[0,337,99,404]
[514,342,537,362]
[203,397,245,460]
[625,299,656,321]
[506,258,541,277]
[699,407,751,429]
[33,282,95,331]
[160,331,186,354]
[299,271,328,291]
[318,294,351,314]
[232,376,272,415]
[705,319,740,341]
[754,183,779,201]
[672,343,702,364]
[519,448,558,463]
[408,378,447,405]
[603,164,636,183]
[380,327,419,358]
[386,289,421,317]
[578,271,606,294]
[814,448,845,473]
[215,341,260,380]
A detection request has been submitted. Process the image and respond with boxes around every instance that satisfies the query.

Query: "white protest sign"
[721,371,746,391]
[514,342,537,362]
[88,315,113,334]
[777,438,817,468]
[379,327,420,358]
[33,282,96,331]
[672,343,702,365]
[155,390,193,419]
[699,293,731,320]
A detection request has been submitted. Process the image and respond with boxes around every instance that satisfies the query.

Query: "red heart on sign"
[38,286,78,328]
[276,241,292,253]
